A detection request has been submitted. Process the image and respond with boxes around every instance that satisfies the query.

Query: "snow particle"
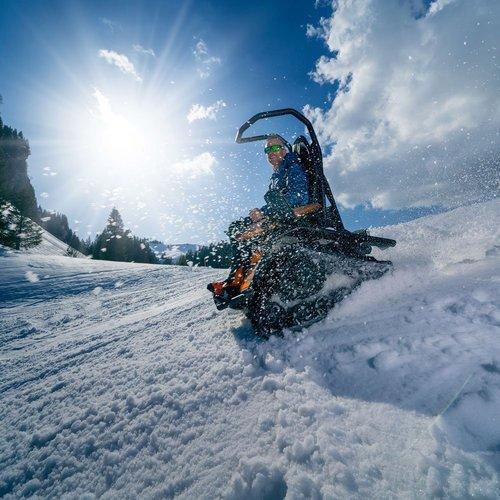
[25,271,39,283]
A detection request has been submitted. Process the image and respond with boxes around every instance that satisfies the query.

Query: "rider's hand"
[249,208,264,222]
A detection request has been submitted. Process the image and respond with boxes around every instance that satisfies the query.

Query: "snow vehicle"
[208,108,396,336]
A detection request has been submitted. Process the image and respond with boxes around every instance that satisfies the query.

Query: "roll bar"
[235,108,320,149]
[235,108,344,231]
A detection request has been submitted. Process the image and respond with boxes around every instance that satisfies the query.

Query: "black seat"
[292,136,320,205]
[292,136,344,231]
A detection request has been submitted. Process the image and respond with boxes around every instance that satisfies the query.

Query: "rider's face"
[266,138,287,169]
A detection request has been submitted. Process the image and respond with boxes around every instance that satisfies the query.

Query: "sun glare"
[87,88,166,174]
[38,27,231,242]
[94,91,142,158]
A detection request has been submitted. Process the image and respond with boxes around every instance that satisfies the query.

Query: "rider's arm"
[259,204,270,216]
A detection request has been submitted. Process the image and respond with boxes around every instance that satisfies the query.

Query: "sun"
[88,88,160,171]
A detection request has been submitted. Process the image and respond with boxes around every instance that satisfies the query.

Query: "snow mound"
[371,199,499,269]
[0,200,498,498]
[225,458,287,500]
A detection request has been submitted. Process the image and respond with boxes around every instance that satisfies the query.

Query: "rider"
[228,135,309,239]
[249,136,309,221]
[210,136,311,301]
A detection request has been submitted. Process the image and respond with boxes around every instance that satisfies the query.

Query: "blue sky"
[1,0,340,243]
[3,0,488,244]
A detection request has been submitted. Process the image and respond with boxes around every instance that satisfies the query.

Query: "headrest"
[292,136,310,156]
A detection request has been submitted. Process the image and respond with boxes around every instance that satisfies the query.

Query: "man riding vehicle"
[208,135,315,306]
[206,108,395,335]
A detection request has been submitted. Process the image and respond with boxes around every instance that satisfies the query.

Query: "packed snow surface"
[1,200,499,498]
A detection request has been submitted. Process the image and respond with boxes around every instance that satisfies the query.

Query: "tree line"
[0,110,43,250]
[0,107,156,262]
[177,241,232,268]
[0,103,231,268]
[0,110,89,255]
[39,208,90,254]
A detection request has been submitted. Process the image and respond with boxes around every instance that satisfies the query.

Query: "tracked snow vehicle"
[208,109,396,336]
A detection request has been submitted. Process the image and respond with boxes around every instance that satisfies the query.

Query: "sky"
[0,0,498,244]
[306,0,499,211]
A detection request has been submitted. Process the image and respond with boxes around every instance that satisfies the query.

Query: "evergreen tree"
[92,208,158,264]
[92,208,125,261]
[179,241,232,268]
[184,249,195,266]
[66,245,80,258]
[0,201,42,250]
[177,254,188,266]
[84,236,93,256]
[39,207,89,254]
[162,255,173,265]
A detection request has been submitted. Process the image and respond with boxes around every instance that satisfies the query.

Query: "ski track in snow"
[0,200,499,498]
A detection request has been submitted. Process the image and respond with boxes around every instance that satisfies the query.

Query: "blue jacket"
[261,152,309,215]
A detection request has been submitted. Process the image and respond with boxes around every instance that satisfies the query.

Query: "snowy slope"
[0,200,498,498]
[24,224,86,258]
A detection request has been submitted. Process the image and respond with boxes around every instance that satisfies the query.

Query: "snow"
[0,200,499,498]
[149,242,199,262]
[26,224,86,258]
[24,271,39,283]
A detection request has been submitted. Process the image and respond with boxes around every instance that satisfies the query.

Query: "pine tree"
[177,254,188,266]
[180,241,232,268]
[91,208,158,264]
[97,207,126,261]
[107,208,124,235]
[0,201,42,250]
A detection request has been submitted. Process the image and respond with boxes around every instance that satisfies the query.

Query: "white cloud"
[91,88,112,119]
[428,0,458,15]
[42,166,58,177]
[98,49,142,82]
[133,44,156,57]
[172,152,217,177]
[187,100,227,123]
[306,0,499,209]
[193,39,221,79]
[194,40,209,58]
[100,17,122,32]
[336,192,356,209]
